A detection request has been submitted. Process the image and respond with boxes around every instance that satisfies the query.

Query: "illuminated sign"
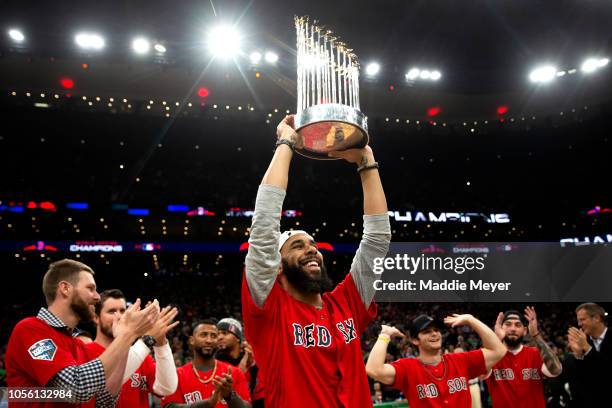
[69,241,123,252]
[388,211,510,224]
[560,234,612,247]
[227,208,303,217]
[239,241,334,251]
[23,241,58,252]
[187,207,216,216]
[587,206,612,215]
[134,243,161,251]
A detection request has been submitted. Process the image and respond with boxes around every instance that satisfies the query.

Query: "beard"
[71,294,94,323]
[98,319,114,339]
[195,346,217,359]
[504,335,523,348]
[282,258,333,295]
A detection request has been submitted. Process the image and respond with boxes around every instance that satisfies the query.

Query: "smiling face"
[69,271,101,323]
[280,233,332,294]
[412,327,442,353]
[577,309,603,337]
[502,318,526,348]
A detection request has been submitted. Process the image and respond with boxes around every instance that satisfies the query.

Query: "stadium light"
[8,29,25,43]
[264,51,279,64]
[75,32,105,50]
[430,70,442,81]
[529,65,556,83]
[599,58,609,67]
[132,37,150,55]
[249,51,262,64]
[419,70,431,80]
[406,68,420,80]
[154,43,167,54]
[365,62,380,76]
[207,25,241,59]
[581,58,600,73]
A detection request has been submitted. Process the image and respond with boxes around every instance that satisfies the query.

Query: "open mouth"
[300,257,321,271]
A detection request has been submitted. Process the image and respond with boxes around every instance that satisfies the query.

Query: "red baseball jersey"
[486,345,547,408]
[242,273,376,408]
[161,361,250,407]
[391,350,486,408]
[6,317,93,408]
[85,341,157,408]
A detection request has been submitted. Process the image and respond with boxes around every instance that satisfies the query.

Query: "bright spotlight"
[264,51,279,63]
[556,70,566,77]
[132,37,150,55]
[75,33,105,50]
[529,66,556,83]
[406,68,420,80]
[154,43,167,53]
[430,70,442,81]
[208,25,241,59]
[365,62,380,76]
[8,29,25,43]
[581,58,600,73]
[598,58,609,67]
[250,51,262,64]
[419,70,431,79]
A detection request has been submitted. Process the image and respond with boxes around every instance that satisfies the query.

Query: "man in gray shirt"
[241,115,391,407]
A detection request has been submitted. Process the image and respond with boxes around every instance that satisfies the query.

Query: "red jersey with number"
[391,350,486,408]
[242,273,377,408]
[486,346,546,408]
[85,341,157,408]
[6,317,93,408]
[161,361,250,407]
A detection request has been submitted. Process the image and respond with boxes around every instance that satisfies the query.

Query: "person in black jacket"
[564,302,610,407]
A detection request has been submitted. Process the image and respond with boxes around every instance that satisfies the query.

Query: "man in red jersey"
[86,289,179,408]
[366,314,506,407]
[6,259,159,408]
[242,115,391,407]
[215,318,264,407]
[485,308,562,408]
[162,319,251,408]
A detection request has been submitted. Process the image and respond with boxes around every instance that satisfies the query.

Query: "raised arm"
[244,115,298,307]
[329,146,391,307]
[445,314,507,371]
[524,306,562,377]
[365,325,404,385]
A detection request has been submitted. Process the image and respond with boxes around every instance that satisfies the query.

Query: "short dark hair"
[192,318,218,334]
[42,259,95,305]
[576,303,607,323]
[94,289,126,315]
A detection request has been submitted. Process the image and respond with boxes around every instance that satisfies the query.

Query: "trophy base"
[294,104,369,160]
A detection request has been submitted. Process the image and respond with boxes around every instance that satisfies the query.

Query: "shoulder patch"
[28,339,58,361]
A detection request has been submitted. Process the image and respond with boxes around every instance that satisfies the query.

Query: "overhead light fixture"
[529,65,556,83]
[406,68,420,80]
[154,43,167,53]
[430,70,442,81]
[132,37,150,54]
[207,25,241,59]
[581,58,600,73]
[75,32,105,50]
[8,29,25,43]
[249,51,262,64]
[365,62,380,76]
[264,51,279,63]
[419,70,431,80]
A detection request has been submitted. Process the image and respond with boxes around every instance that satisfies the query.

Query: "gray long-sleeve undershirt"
[245,184,391,307]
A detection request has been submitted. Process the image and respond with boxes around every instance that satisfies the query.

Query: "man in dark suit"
[564,302,610,407]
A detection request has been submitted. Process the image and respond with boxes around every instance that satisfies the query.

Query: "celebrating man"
[242,115,391,407]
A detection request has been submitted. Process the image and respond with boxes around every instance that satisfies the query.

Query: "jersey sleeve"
[161,368,184,407]
[465,349,487,379]
[142,354,157,393]
[329,273,377,334]
[231,366,252,403]
[390,359,410,390]
[10,320,81,386]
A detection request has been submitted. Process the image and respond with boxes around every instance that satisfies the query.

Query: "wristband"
[275,138,295,152]
[357,162,379,173]
[378,334,391,343]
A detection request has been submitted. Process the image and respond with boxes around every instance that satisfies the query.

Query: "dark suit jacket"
[563,328,611,407]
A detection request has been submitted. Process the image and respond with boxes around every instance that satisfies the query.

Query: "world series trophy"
[293,16,369,160]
